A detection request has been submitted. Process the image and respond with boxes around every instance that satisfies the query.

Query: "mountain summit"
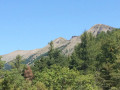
[1,24,115,63]
[88,24,114,36]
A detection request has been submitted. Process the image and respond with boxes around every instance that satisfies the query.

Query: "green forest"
[1,29,120,90]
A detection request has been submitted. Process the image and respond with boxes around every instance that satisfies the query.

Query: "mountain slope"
[1,24,115,63]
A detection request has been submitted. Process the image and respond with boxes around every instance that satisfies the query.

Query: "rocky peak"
[71,36,77,39]
[88,24,114,36]
[53,37,66,44]
[52,37,69,48]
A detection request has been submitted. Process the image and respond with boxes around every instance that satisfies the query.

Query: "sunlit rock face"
[87,24,114,36]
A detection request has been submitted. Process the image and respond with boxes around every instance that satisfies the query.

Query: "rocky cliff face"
[1,24,115,63]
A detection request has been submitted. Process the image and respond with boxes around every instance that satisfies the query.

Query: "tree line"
[0,29,120,90]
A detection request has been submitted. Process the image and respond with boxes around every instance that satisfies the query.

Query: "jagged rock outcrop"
[1,24,115,63]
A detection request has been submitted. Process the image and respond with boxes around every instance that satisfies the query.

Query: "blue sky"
[0,0,120,55]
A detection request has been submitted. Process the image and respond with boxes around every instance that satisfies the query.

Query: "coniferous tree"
[0,56,5,69]
[24,65,34,81]
[48,41,54,59]
[14,55,22,69]
[70,32,97,73]
[97,38,120,90]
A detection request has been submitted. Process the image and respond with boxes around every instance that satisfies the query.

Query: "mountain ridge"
[1,24,115,63]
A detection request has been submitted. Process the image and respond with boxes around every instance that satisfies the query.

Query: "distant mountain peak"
[88,24,114,36]
[54,37,66,41]
[93,24,111,27]
[91,24,114,30]
[1,24,116,63]
[52,37,69,48]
